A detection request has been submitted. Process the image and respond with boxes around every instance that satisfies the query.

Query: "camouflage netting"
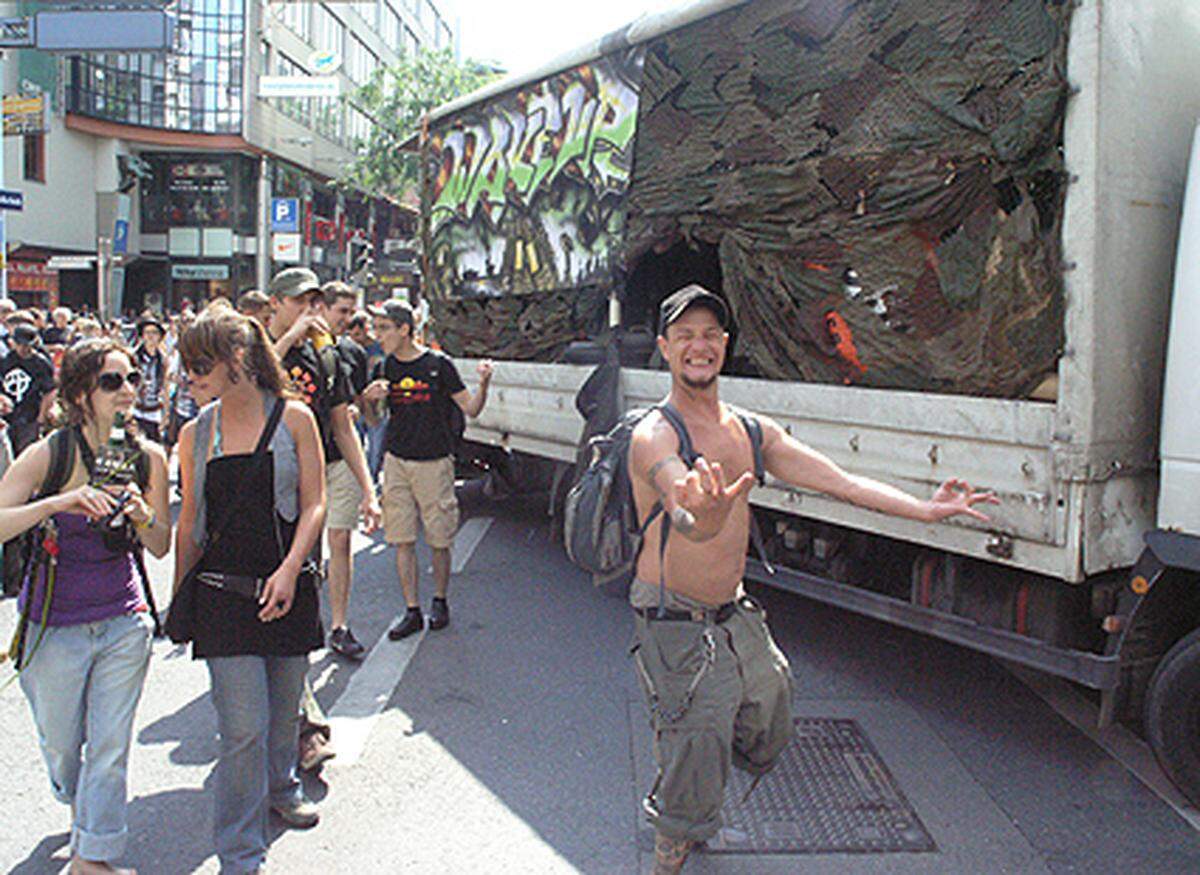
[625,0,1071,396]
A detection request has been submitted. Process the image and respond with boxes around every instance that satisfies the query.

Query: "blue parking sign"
[271,198,299,233]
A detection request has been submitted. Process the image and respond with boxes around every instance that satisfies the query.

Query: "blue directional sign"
[0,189,23,211]
[113,218,129,254]
[271,197,299,233]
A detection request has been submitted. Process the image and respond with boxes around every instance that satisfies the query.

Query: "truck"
[407,0,1200,804]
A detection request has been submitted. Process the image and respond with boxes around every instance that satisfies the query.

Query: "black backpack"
[563,403,768,590]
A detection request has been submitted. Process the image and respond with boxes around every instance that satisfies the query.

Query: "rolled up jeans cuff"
[74,822,128,863]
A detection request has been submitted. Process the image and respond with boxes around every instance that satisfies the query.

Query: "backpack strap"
[732,408,775,575]
[40,428,77,499]
[651,403,696,617]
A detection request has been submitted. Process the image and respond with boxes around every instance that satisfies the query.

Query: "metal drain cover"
[665,717,936,855]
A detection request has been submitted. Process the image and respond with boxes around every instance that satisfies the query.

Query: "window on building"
[312,4,346,58]
[347,34,378,85]
[383,1,403,50]
[23,134,46,183]
[65,0,245,134]
[271,52,311,125]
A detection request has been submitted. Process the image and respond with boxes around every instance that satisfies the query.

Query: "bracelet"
[134,509,156,530]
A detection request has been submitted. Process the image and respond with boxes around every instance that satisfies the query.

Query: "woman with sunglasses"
[175,302,325,875]
[0,338,170,875]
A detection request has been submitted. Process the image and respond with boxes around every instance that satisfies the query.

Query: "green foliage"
[341,49,499,200]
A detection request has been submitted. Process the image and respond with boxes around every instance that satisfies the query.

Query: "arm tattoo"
[647,454,683,495]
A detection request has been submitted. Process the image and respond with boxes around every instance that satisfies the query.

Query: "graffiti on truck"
[424,49,644,300]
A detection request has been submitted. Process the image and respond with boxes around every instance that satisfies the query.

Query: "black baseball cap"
[11,323,38,345]
[658,284,729,336]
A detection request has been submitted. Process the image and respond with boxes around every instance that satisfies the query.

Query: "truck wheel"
[1144,627,1200,807]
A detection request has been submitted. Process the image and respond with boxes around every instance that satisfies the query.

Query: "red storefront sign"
[7,261,58,295]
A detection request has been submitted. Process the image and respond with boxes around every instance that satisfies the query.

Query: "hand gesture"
[104,483,152,527]
[362,379,389,404]
[56,484,119,521]
[360,492,382,535]
[671,457,756,538]
[258,563,298,623]
[477,360,495,384]
[928,478,999,522]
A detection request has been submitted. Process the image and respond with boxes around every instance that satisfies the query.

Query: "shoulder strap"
[734,410,766,486]
[39,428,76,498]
[657,403,698,466]
[254,397,286,456]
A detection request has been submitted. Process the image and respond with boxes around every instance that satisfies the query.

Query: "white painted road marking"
[452,516,494,573]
[327,516,494,767]
[1006,663,1200,832]
[326,621,425,767]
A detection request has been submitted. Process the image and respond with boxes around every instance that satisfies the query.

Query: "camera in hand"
[90,411,139,550]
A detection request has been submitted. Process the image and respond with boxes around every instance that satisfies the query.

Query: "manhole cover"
[640,717,936,855]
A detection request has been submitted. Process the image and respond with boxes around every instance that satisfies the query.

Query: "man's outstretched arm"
[759,416,997,523]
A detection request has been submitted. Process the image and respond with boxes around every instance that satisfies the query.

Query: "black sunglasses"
[97,371,142,392]
[184,357,215,377]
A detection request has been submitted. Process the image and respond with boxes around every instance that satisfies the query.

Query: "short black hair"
[375,299,414,331]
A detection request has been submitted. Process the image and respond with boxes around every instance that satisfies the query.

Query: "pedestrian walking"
[360,300,493,640]
[174,302,327,873]
[347,310,386,481]
[0,337,170,875]
[0,317,56,455]
[626,285,998,874]
[132,316,167,443]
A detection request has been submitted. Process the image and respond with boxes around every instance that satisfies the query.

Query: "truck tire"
[1144,627,1200,807]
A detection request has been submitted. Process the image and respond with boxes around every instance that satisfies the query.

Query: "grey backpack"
[563,403,766,588]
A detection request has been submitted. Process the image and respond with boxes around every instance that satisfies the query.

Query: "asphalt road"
[3,491,1200,874]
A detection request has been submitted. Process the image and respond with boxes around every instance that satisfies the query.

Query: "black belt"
[635,600,739,624]
[196,571,265,600]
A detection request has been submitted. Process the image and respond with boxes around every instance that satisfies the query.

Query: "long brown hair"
[179,300,295,398]
[59,338,135,426]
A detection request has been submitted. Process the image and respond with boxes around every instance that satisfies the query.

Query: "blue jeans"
[19,611,153,862]
[206,654,309,875]
[358,415,388,482]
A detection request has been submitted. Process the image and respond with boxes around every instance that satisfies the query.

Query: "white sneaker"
[272,796,320,828]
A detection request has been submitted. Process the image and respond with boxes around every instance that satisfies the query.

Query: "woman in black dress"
[174,302,325,875]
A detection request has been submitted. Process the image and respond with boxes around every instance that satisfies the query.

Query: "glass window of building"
[347,106,373,150]
[353,1,378,30]
[312,4,346,58]
[277,0,312,42]
[271,53,311,126]
[67,0,245,134]
[347,34,378,85]
[383,1,403,50]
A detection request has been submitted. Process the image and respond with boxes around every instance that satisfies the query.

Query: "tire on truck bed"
[1145,626,1200,808]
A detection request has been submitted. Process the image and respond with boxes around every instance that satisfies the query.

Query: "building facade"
[1,0,448,313]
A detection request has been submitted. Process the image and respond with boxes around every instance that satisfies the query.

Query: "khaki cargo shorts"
[631,595,794,842]
[325,459,363,530]
[382,454,458,548]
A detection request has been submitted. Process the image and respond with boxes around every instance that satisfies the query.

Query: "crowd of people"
[0,269,493,875]
[0,274,995,875]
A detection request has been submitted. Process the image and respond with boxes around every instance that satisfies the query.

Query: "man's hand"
[362,379,389,404]
[281,313,331,351]
[359,492,382,534]
[926,478,999,523]
[477,360,494,383]
[671,456,755,539]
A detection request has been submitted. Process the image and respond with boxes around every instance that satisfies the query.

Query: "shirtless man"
[628,284,997,873]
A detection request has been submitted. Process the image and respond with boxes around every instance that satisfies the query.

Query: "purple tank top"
[18,513,144,626]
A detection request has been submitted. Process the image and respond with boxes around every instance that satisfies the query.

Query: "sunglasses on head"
[184,357,215,377]
[97,371,142,392]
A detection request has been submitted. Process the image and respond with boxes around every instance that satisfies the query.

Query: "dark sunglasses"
[97,371,142,392]
[184,357,215,377]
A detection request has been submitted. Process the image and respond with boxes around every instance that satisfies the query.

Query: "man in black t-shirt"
[0,320,55,455]
[133,315,168,442]
[269,269,381,653]
[362,299,494,640]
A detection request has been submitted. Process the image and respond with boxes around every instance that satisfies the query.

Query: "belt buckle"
[197,572,223,589]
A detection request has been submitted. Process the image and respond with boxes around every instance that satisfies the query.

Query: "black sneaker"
[428,597,450,631]
[388,609,424,640]
[328,626,366,660]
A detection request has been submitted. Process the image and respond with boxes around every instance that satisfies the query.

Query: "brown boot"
[298,728,336,772]
[652,832,695,874]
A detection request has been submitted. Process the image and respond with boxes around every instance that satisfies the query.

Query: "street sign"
[113,219,129,254]
[46,255,96,270]
[0,189,23,211]
[258,77,341,99]
[271,197,299,233]
[272,233,301,263]
[172,263,229,281]
[34,9,175,52]
[2,94,46,136]
[0,17,33,48]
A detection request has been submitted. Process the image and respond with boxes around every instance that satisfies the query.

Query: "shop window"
[23,134,46,183]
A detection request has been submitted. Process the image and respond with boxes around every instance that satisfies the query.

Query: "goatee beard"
[681,374,717,390]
